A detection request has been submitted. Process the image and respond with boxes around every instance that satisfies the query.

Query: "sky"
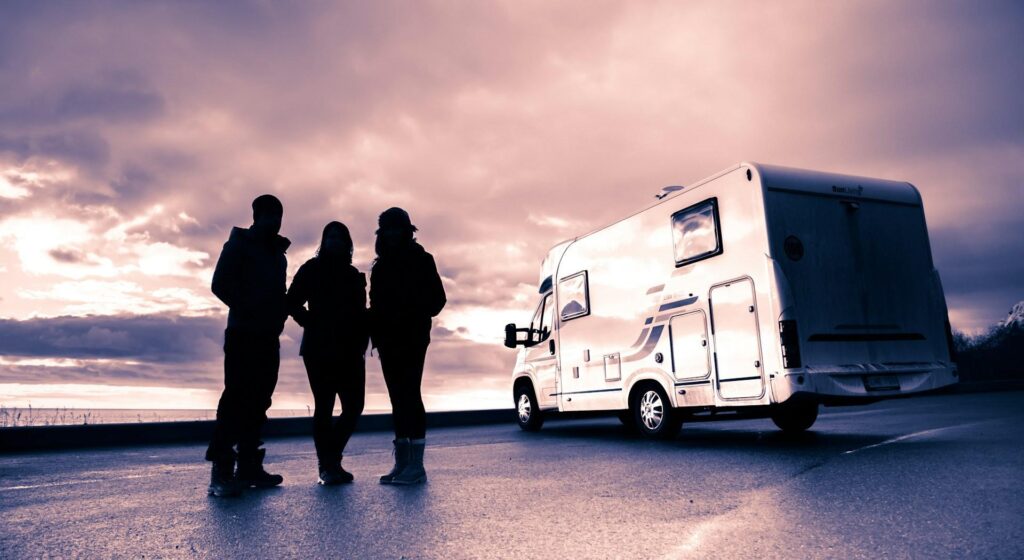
[0,1,1022,411]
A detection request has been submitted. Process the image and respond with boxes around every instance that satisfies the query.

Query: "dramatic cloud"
[0,1,1021,408]
[0,313,513,410]
[0,314,223,362]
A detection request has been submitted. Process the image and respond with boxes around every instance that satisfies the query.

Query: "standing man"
[206,194,289,497]
[371,207,446,485]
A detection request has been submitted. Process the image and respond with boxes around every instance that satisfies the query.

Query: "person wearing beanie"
[287,221,369,485]
[206,194,289,497]
[370,207,446,485]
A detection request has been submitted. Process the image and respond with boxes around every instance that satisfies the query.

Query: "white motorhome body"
[507,162,957,436]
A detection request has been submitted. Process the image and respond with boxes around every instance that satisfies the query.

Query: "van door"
[710,278,765,400]
[523,293,558,407]
[669,311,711,380]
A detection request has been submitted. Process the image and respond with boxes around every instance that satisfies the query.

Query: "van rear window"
[671,198,722,266]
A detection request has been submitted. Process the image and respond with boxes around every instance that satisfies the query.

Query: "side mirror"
[504,323,532,348]
[504,323,518,348]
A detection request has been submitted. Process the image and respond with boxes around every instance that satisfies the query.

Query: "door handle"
[549,339,555,355]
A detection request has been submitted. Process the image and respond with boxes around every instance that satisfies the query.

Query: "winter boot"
[208,453,245,497]
[379,438,410,485]
[318,453,354,485]
[236,448,284,488]
[390,438,426,485]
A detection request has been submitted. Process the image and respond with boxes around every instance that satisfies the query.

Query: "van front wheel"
[514,384,544,432]
[770,400,818,432]
[631,384,682,439]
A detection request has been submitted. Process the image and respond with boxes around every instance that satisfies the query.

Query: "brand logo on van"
[832,185,864,196]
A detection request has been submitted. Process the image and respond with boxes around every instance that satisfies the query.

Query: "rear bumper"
[772,363,958,403]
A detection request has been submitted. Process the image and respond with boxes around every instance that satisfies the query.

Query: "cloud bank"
[0,1,1021,408]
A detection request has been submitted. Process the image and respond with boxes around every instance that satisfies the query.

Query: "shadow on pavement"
[526,418,891,454]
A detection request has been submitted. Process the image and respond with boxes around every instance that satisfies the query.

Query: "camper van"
[504,162,958,438]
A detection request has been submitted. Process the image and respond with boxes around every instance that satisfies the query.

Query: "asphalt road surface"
[2,391,1022,559]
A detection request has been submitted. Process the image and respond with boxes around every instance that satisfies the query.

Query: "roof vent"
[655,185,684,200]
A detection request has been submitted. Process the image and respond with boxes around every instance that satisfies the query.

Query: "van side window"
[540,293,554,339]
[558,271,590,321]
[671,198,722,267]
[529,298,544,335]
[530,293,554,344]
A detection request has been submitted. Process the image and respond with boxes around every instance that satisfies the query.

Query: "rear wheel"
[770,400,819,432]
[631,384,682,439]
[514,383,544,432]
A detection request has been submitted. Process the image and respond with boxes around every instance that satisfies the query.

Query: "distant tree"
[953,321,1024,382]
[952,329,975,354]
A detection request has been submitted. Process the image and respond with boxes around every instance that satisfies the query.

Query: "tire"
[514,383,544,432]
[770,400,819,432]
[631,384,682,439]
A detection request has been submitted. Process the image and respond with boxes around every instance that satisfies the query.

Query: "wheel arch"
[512,372,537,398]
[623,369,675,409]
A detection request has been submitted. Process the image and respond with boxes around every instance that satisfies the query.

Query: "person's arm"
[421,253,447,318]
[352,271,370,353]
[368,266,379,350]
[286,262,312,328]
[211,239,242,309]
[350,271,368,318]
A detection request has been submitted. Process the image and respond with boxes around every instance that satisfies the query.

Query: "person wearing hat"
[206,194,289,497]
[370,207,446,485]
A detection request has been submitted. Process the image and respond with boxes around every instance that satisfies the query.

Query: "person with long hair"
[287,221,369,484]
[370,207,446,485]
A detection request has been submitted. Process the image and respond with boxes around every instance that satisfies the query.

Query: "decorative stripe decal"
[625,328,650,350]
[553,388,623,396]
[719,376,763,383]
[674,379,712,386]
[658,296,698,312]
[622,325,664,363]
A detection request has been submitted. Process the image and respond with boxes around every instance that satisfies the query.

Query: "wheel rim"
[639,390,664,430]
[517,393,532,423]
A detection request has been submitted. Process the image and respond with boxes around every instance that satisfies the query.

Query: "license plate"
[864,375,900,391]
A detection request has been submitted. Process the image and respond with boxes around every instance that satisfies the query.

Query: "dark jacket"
[287,257,369,356]
[211,227,290,337]
[369,241,446,346]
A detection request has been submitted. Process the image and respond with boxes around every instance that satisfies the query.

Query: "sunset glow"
[0,1,1021,411]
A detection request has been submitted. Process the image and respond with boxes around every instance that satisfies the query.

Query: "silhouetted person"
[205,194,289,497]
[371,207,446,485]
[287,221,368,485]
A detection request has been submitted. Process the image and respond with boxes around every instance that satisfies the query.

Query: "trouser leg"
[404,343,428,440]
[237,338,280,455]
[206,331,248,461]
[380,341,428,440]
[334,354,366,455]
[380,345,407,439]
[304,354,338,463]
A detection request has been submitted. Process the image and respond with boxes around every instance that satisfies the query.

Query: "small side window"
[558,271,590,321]
[671,198,722,267]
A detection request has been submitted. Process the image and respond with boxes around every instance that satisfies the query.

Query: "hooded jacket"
[369,241,446,346]
[287,256,369,356]
[211,227,290,338]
